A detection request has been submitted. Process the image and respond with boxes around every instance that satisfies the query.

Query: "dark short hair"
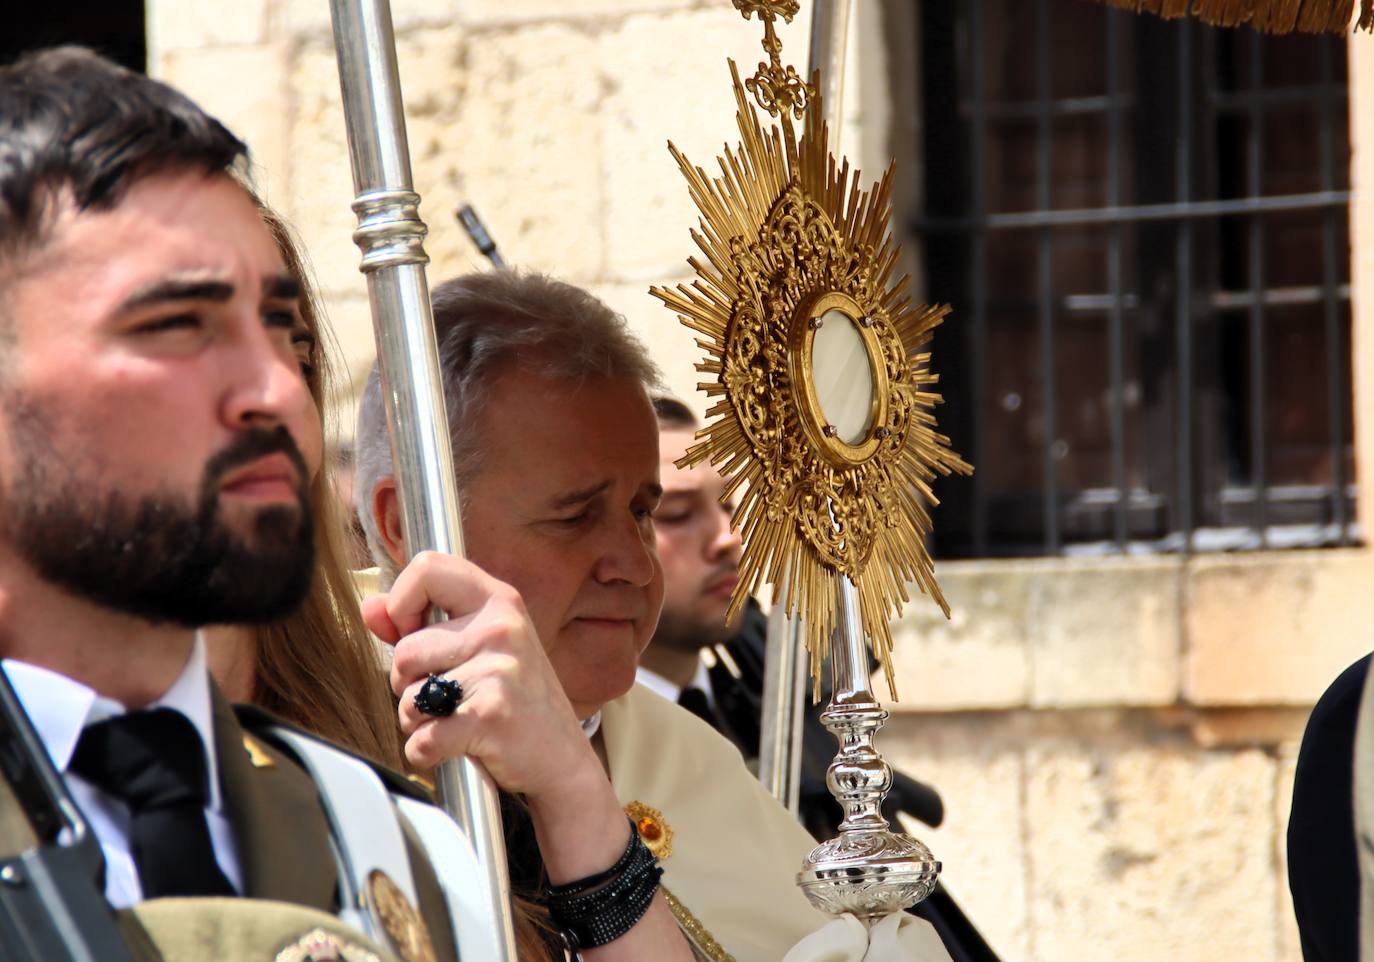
[652,395,697,429]
[0,46,247,262]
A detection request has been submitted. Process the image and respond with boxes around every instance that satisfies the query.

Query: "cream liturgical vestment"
[599,683,952,962]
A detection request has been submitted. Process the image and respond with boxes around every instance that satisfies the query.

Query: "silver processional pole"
[328,2,519,959]
[757,0,853,818]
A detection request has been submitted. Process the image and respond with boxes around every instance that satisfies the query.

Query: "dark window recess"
[1,2,146,72]
[918,0,1354,557]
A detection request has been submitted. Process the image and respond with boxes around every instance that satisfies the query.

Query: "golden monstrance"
[651,1,970,700]
[651,0,971,923]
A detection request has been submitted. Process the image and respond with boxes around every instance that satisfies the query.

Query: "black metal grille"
[918,0,1355,558]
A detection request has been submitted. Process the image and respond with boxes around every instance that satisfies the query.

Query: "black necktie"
[678,686,720,731]
[69,708,235,898]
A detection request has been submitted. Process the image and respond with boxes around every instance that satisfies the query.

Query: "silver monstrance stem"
[796,575,940,922]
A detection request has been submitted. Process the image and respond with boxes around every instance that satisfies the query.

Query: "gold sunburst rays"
[650,1,971,698]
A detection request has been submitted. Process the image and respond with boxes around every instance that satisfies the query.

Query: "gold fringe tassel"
[1095,0,1372,32]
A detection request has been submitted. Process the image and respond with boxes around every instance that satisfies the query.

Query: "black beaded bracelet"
[547,818,642,898]
[547,819,662,952]
[557,864,662,952]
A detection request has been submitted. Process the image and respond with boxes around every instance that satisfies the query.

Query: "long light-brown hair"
[255,207,559,961]
[251,206,405,769]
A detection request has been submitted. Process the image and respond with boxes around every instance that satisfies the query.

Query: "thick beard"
[0,413,314,629]
[651,600,736,654]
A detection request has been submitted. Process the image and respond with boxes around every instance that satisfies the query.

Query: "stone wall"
[886,551,1374,961]
[143,2,1372,960]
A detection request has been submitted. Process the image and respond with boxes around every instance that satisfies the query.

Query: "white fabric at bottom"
[782,911,951,962]
[269,727,416,942]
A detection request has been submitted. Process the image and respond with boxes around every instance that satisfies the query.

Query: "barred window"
[918,1,1354,557]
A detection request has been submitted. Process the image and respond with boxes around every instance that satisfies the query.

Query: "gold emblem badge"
[625,801,673,860]
[273,927,381,962]
[242,734,276,768]
[366,870,438,962]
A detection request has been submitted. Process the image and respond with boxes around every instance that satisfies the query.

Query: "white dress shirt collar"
[580,711,602,740]
[635,665,682,703]
[635,659,715,708]
[2,635,240,907]
[3,635,224,810]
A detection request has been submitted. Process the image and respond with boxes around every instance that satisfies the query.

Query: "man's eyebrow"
[118,277,234,312]
[548,480,611,510]
[264,274,301,301]
[116,274,301,315]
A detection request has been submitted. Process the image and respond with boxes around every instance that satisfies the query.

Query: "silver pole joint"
[350,189,430,272]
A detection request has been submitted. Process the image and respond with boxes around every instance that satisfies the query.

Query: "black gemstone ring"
[414,674,464,717]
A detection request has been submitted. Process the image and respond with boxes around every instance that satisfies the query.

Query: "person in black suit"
[1288,652,1371,961]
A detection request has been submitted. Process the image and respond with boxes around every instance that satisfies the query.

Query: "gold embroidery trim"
[366,869,438,962]
[406,772,436,796]
[273,926,381,962]
[662,885,736,962]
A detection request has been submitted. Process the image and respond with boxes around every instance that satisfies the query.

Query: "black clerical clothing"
[1289,652,1370,962]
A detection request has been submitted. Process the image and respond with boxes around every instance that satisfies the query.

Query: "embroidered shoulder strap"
[265,726,502,962]
[268,728,417,940]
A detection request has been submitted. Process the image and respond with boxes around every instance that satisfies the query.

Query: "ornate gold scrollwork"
[734,1,810,125]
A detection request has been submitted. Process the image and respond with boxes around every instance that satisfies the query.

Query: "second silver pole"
[757,0,856,813]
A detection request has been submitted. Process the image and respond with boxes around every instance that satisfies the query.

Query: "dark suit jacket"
[1289,652,1371,962]
[211,688,339,910]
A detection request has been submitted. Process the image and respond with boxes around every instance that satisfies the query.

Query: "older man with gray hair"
[354,270,954,962]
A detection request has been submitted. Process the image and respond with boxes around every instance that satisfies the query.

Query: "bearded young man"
[634,396,746,729]
[0,43,396,951]
[355,270,955,962]
[0,47,560,962]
